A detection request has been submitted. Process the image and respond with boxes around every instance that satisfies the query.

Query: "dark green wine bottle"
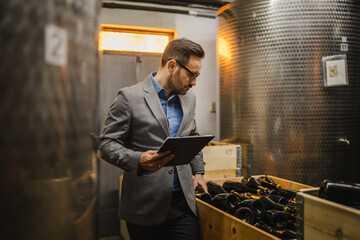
[232,191,285,211]
[242,176,269,193]
[195,192,212,204]
[267,194,288,205]
[260,196,285,211]
[206,181,227,197]
[211,193,238,214]
[223,180,260,194]
[258,176,281,190]
[319,179,360,208]
[239,199,265,218]
[234,207,255,224]
[231,191,258,201]
[276,188,297,199]
[264,209,288,230]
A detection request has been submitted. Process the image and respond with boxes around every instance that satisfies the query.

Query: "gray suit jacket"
[99,74,204,225]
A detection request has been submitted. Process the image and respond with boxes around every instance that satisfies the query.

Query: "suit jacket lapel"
[177,94,191,136]
[143,76,170,137]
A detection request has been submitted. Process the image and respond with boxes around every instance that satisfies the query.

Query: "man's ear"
[167,59,176,73]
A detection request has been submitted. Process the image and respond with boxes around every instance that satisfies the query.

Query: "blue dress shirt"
[150,72,204,191]
[151,73,183,191]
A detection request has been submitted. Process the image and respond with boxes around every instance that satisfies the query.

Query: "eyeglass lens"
[175,60,200,80]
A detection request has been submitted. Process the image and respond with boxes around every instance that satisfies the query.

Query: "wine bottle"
[283,211,297,231]
[255,222,297,239]
[288,197,296,205]
[223,180,260,194]
[242,176,269,193]
[232,191,285,211]
[231,191,257,201]
[195,192,212,204]
[267,194,288,205]
[264,209,288,230]
[276,188,297,199]
[284,202,296,214]
[258,176,281,190]
[319,179,360,208]
[268,189,279,196]
[239,198,266,218]
[211,193,238,214]
[260,196,285,211]
[234,207,255,224]
[207,181,227,197]
[283,211,296,222]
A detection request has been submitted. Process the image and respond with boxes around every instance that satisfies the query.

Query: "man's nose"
[190,78,197,86]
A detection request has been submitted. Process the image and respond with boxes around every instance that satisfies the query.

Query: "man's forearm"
[100,140,142,173]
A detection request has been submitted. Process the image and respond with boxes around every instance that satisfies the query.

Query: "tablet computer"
[157,135,215,166]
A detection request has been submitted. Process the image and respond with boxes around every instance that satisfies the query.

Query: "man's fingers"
[157,150,171,158]
[140,151,174,172]
[196,184,208,194]
[162,153,174,163]
[158,154,174,165]
[155,154,174,170]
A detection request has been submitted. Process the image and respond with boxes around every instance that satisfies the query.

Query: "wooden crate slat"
[298,188,360,240]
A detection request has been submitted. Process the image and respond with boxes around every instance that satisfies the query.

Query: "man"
[100,38,208,240]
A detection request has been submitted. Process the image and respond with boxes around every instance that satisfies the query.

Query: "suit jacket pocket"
[121,172,172,216]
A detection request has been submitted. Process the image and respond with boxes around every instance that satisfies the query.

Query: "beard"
[168,70,191,95]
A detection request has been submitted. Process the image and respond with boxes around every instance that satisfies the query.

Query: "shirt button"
[168,169,173,174]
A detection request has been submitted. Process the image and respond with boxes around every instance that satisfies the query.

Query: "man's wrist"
[137,161,145,176]
[193,170,205,176]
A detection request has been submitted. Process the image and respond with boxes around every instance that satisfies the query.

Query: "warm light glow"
[217,37,231,59]
[99,31,170,53]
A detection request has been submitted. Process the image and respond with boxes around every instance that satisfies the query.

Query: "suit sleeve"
[99,90,142,173]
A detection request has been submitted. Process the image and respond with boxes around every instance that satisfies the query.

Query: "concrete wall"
[100,7,218,138]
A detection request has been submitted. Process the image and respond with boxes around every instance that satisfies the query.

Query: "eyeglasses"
[175,60,200,80]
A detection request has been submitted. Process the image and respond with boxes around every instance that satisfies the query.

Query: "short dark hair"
[160,38,205,67]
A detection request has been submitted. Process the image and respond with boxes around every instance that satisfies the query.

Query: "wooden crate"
[202,145,241,180]
[197,175,311,240]
[296,188,360,240]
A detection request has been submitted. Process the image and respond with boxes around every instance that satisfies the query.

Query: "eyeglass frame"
[174,60,200,80]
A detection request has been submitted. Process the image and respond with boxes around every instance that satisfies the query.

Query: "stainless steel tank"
[0,0,101,239]
[217,0,360,186]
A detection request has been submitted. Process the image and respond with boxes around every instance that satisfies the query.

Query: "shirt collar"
[150,72,164,95]
[150,72,178,101]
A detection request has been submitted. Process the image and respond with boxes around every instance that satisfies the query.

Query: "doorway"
[97,25,176,238]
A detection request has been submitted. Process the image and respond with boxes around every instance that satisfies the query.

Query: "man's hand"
[193,174,208,193]
[140,150,174,172]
